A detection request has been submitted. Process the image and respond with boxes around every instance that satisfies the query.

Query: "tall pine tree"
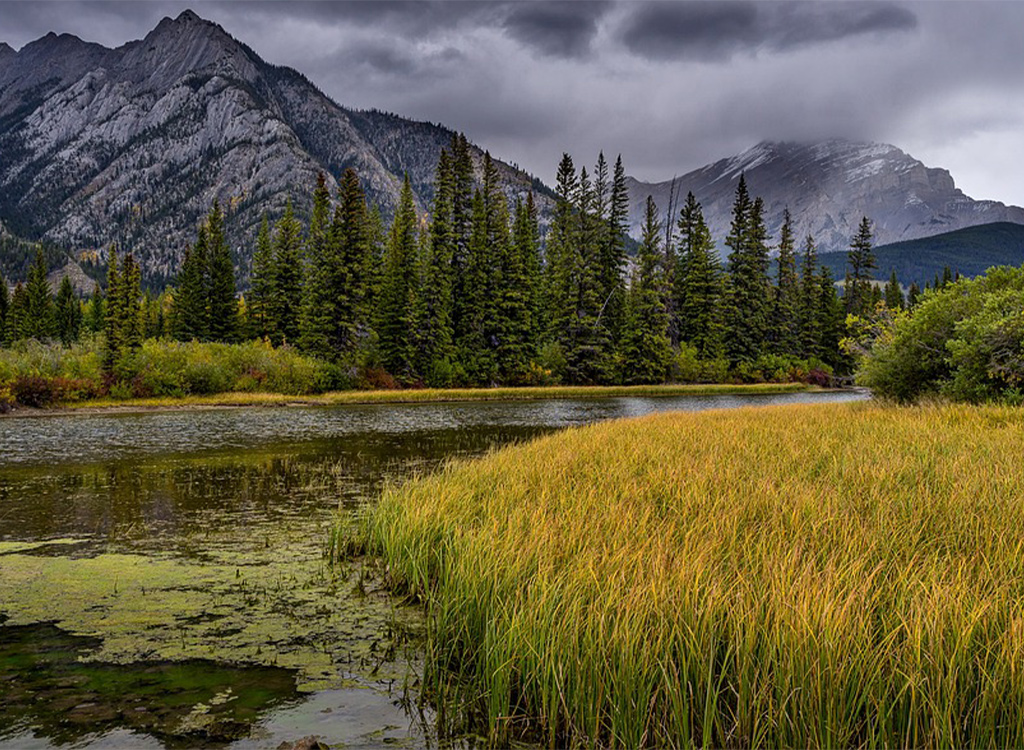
[0,272,9,347]
[796,234,822,358]
[377,176,419,381]
[723,177,771,364]
[205,201,238,342]
[674,192,724,359]
[773,208,799,354]
[23,249,54,341]
[845,216,876,317]
[54,276,82,346]
[621,196,671,384]
[269,200,304,346]
[248,215,274,340]
[299,173,336,357]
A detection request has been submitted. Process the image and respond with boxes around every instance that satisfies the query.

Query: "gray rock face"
[626,139,1024,255]
[0,11,542,286]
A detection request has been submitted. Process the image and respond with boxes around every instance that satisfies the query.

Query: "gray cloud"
[502,1,611,59]
[619,1,917,61]
[0,1,1022,206]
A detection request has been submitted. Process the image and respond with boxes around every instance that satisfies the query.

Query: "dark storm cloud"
[619,1,917,61]
[502,1,611,59]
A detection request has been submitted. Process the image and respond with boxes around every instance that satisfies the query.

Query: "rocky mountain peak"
[627,138,1023,253]
[0,42,14,57]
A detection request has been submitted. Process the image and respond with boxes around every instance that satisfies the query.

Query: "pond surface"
[0,390,867,748]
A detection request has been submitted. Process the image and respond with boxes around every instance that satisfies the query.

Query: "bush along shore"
[344,401,1024,748]
[0,336,826,411]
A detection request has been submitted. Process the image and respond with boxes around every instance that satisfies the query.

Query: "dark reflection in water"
[0,391,867,748]
[0,622,300,748]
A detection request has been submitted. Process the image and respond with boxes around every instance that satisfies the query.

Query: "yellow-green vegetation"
[58,382,809,412]
[354,401,1024,747]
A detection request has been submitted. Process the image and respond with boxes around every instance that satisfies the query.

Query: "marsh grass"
[352,402,1024,747]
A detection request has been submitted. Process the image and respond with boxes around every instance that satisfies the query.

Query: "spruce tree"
[23,249,54,341]
[845,216,876,317]
[419,151,456,381]
[674,192,725,359]
[563,166,613,384]
[299,173,335,357]
[884,270,904,309]
[334,168,372,357]
[119,253,143,355]
[773,208,799,354]
[55,276,82,346]
[172,225,209,341]
[907,281,921,308]
[545,154,579,346]
[621,196,671,384]
[85,283,105,334]
[603,155,630,345]
[797,234,822,358]
[103,247,123,372]
[270,201,304,346]
[377,176,419,381]
[0,272,8,347]
[495,194,534,383]
[205,200,238,342]
[8,283,27,345]
[723,177,771,364]
[449,133,476,355]
[248,215,274,340]
[817,266,845,370]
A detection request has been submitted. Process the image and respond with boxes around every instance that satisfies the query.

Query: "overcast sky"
[3,1,1023,206]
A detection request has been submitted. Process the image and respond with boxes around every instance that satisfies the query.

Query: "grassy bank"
[52,382,809,413]
[349,402,1024,747]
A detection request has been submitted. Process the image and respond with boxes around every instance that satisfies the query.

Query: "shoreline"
[0,382,827,418]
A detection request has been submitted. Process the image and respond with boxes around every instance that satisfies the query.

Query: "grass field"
[47,382,809,413]
[349,401,1024,747]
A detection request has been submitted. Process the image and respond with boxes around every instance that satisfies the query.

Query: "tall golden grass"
[354,402,1024,747]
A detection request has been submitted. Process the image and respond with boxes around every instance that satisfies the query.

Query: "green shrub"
[859,265,1024,403]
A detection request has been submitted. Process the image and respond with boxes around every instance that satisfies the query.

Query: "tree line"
[2,133,912,387]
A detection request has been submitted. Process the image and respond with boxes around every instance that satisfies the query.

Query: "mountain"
[626,140,1024,255]
[0,10,546,287]
[816,222,1024,289]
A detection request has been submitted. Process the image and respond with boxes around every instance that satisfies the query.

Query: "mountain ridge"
[0,10,544,286]
[625,139,1024,254]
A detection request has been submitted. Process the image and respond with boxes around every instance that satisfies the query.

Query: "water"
[0,390,867,748]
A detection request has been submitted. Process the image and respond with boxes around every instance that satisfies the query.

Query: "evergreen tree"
[205,200,238,342]
[8,283,27,345]
[377,176,419,380]
[674,192,724,359]
[118,253,143,355]
[796,234,822,358]
[546,154,579,346]
[723,177,771,363]
[884,270,904,309]
[299,173,335,357]
[23,249,54,340]
[773,208,799,354]
[248,215,274,340]
[562,165,613,384]
[269,201,304,346]
[495,194,535,383]
[419,151,456,381]
[0,272,8,347]
[907,281,922,308]
[54,276,82,346]
[85,283,105,334]
[334,168,372,357]
[172,226,209,341]
[594,152,627,347]
[817,266,845,370]
[103,247,123,372]
[845,216,876,317]
[621,196,671,384]
[449,133,476,354]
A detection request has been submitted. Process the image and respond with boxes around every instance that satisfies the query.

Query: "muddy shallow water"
[0,390,867,748]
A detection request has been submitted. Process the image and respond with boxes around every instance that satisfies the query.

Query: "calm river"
[0,390,867,748]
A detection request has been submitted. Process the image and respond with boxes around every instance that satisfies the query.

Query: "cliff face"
[626,140,1024,254]
[0,11,542,286]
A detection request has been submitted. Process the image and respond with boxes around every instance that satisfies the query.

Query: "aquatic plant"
[354,402,1024,747]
